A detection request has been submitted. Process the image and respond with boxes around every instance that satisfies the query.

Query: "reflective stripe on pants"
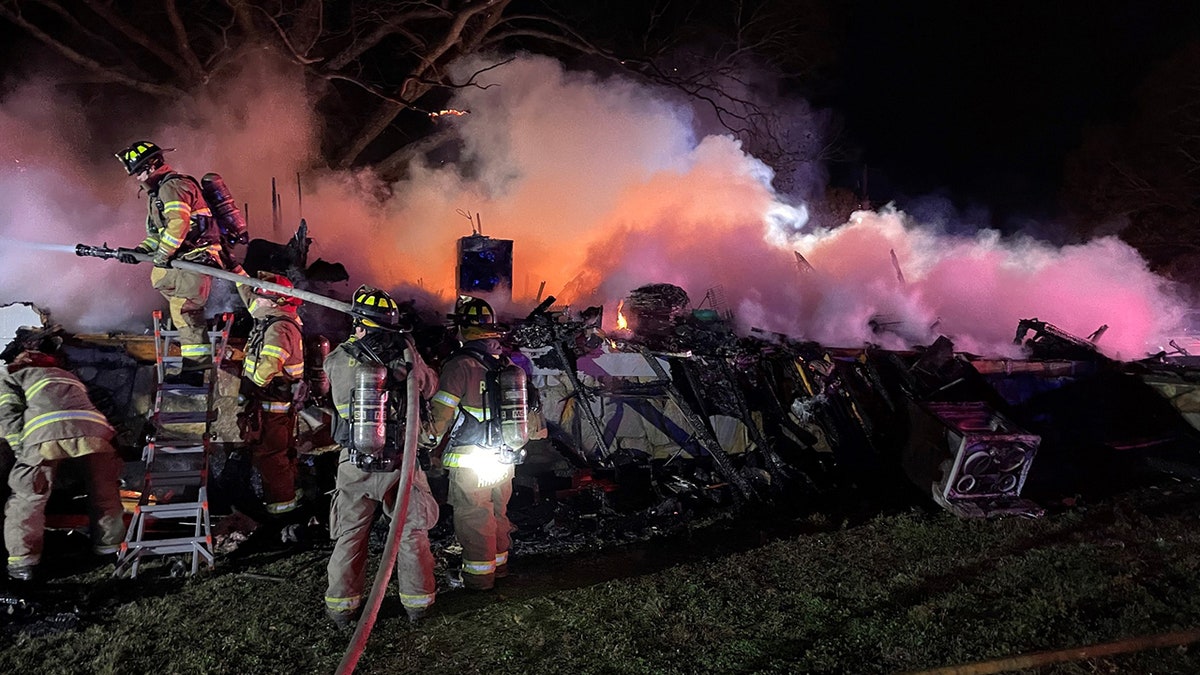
[151,266,211,348]
[4,439,124,563]
[447,455,513,591]
[325,453,439,612]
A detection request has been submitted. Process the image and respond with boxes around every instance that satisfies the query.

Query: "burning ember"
[120,489,155,513]
[429,108,470,121]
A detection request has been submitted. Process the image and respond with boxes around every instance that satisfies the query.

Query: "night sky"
[1,2,1198,228]
[826,1,1200,225]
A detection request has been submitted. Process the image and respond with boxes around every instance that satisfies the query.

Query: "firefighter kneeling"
[0,337,124,581]
[323,286,440,627]
[426,296,538,591]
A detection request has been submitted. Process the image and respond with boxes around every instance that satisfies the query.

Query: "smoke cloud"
[0,50,1188,358]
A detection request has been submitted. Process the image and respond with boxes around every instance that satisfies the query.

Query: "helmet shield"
[116,141,170,175]
[454,296,503,339]
[455,296,496,326]
[351,285,400,329]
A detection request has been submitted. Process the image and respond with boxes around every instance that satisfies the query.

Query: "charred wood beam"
[636,347,754,503]
[712,357,797,490]
[551,339,612,461]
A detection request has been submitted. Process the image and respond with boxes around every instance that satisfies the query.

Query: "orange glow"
[120,489,156,514]
[616,300,628,330]
[429,109,470,121]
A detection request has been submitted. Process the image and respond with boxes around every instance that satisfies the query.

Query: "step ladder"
[115,311,233,578]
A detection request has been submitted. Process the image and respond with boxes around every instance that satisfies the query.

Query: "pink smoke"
[0,50,1188,358]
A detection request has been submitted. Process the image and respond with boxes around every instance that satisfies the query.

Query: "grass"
[4,477,1200,674]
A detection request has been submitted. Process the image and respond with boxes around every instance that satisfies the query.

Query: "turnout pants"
[325,451,439,615]
[4,437,125,568]
[251,409,298,515]
[447,449,514,591]
[151,266,212,365]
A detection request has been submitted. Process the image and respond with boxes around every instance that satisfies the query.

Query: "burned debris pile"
[484,283,1200,545]
[7,271,1200,576]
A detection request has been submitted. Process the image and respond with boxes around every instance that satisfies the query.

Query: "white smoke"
[0,50,1188,358]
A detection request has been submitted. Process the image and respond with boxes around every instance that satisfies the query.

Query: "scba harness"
[345,341,409,472]
[150,172,248,266]
[448,345,531,465]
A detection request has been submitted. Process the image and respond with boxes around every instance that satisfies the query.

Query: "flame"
[616,300,628,330]
[120,489,156,513]
[429,108,470,122]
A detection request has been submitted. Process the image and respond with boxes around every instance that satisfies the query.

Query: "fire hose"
[74,243,354,314]
[77,242,414,673]
[337,345,420,675]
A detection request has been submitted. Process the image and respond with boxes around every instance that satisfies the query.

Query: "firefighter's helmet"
[455,296,502,340]
[252,271,301,308]
[352,285,400,330]
[116,140,171,176]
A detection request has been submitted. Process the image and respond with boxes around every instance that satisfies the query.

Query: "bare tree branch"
[324,8,449,71]
[1,0,838,185]
[164,0,207,82]
[27,0,151,79]
[77,0,197,81]
[0,2,183,98]
[253,3,324,65]
[335,0,512,168]
[292,0,325,56]
[222,0,264,40]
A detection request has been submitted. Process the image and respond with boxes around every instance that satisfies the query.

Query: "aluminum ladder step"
[154,411,217,425]
[116,311,231,579]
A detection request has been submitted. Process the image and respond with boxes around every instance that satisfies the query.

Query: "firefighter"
[233,268,305,519]
[425,296,517,591]
[114,140,224,384]
[323,286,440,627]
[0,339,124,581]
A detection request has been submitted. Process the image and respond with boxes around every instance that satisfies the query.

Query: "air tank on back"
[305,335,331,401]
[497,363,529,450]
[350,363,388,453]
[201,173,249,246]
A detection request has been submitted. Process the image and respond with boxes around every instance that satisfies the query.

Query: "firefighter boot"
[7,564,35,582]
[164,365,206,386]
[325,606,359,630]
[170,356,209,387]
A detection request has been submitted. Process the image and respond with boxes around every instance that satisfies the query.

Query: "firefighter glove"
[417,432,439,452]
[116,250,141,265]
[152,255,172,269]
